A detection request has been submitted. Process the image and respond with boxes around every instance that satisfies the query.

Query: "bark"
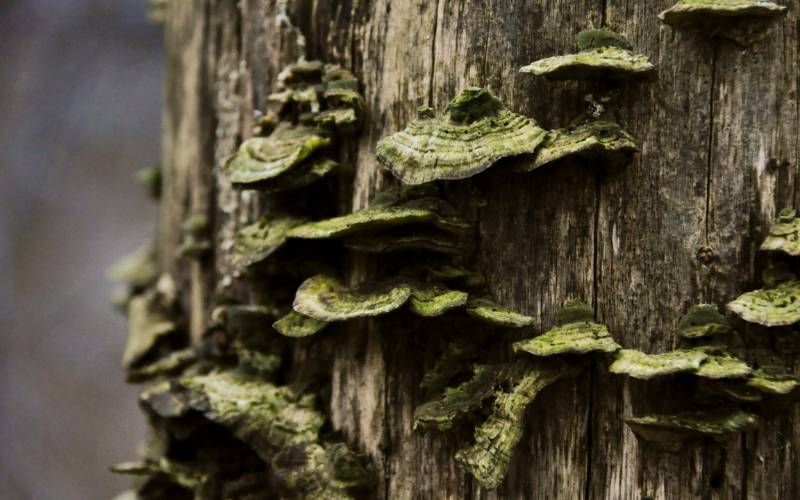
[159,0,799,498]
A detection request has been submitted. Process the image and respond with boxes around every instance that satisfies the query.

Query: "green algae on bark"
[454,359,579,489]
[376,87,547,185]
[760,208,800,256]
[465,298,535,328]
[659,0,787,46]
[727,280,800,327]
[609,348,708,379]
[520,118,638,172]
[677,303,731,339]
[520,36,656,81]
[625,408,759,450]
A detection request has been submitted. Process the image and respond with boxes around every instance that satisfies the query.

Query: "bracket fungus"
[659,0,788,46]
[123,278,180,370]
[520,116,638,172]
[727,279,800,327]
[177,215,212,259]
[520,29,656,82]
[609,348,708,379]
[272,310,330,338]
[464,298,535,328]
[761,208,800,256]
[677,303,732,339]
[513,300,621,356]
[625,409,759,450]
[108,243,160,310]
[376,87,547,184]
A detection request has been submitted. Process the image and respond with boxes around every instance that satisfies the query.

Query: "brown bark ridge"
[159,0,799,498]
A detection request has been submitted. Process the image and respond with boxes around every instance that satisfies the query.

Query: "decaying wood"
[159,0,800,497]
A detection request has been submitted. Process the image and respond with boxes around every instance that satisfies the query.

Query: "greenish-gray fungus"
[465,298,535,328]
[177,215,212,259]
[454,359,580,489]
[747,369,800,395]
[272,310,330,338]
[577,28,634,51]
[695,352,753,379]
[223,123,332,187]
[677,303,731,339]
[135,165,161,199]
[625,408,759,450]
[760,208,800,256]
[233,215,307,268]
[292,274,414,322]
[519,117,638,172]
[408,285,470,317]
[123,290,179,369]
[659,0,787,46]
[376,87,548,185]
[414,364,500,431]
[272,443,371,499]
[520,31,656,81]
[107,243,159,292]
[727,280,800,327]
[609,348,708,379]
[513,300,620,357]
[126,347,197,384]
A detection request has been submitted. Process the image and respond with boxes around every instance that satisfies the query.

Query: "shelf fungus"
[761,208,800,256]
[625,409,759,450]
[513,300,621,357]
[177,215,212,259]
[272,310,330,338]
[222,123,333,190]
[520,28,656,81]
[520,116,638,172]
[107,243,159,310]
[727,280,800,327]
[232,215,308,269]
[376,87,547,184]
[659,0,788,46]
[123,278,180,370]
[677,303,732,339]
[452,359,580,489]
[747,369,800,395]
[609,348,708,379]
[272,443,372,498]
[465,298,535,328]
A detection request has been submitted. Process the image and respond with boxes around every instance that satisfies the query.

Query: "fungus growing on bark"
[272,443,372,499]
[123,277,180,370]
[677,303,731,339]
[760,208,800,256]
[233,216,307,269]
[177,215,212,259]
[609,349,708,379]
[126,347,197,384]
[272,311,330,338]
[454,359,580,489]
[747,369,800,395]
[520,117,638,172]
[625,408,759,450]
[223,123,332,188]
[513,300,621,356]
[465,298,535,328]
[659,0,788,46]
[108,243,160,310]
[135,165,161,199]
[376,87,547,184]
[520,29,656,81]
[727,280,800,326]
[694,352,753,379]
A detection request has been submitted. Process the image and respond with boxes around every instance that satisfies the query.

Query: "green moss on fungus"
[520,47,656,81]
[659,0,787,46]
[520,118,638,172]
[625,408,759,450]
[108,243,159,291]
[695,353,753,379]
[127,348,197,384]
[376,87,548,185]
[577,28,634,51]
[727,280,800,327]
[761,208,800,256]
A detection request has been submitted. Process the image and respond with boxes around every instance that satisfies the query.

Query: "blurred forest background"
[1,1,163,498]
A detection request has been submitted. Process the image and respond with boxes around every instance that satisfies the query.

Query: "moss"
[659,0,787,46]
[761,208,800,257]
[465,298,535,328]
[577,28,633,51]
[727,280,800,327]
[677,304,731,339]
[520,46,656,81]
[376,87,547,184]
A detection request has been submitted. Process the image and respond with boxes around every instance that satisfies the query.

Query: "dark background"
[1,1,163,498]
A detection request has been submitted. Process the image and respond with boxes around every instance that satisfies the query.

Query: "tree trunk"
[158,0,799,498]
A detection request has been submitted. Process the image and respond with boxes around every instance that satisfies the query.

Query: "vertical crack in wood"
[703,45,718,302]
[428,0,440,106]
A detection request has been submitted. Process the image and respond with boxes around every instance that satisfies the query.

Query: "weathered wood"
[159,0,800,498]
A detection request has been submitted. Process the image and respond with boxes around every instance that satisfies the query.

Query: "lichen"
[727,280,800,327]
[520,46,656,81]
[609,348,708,379]
[376,87,548,184]
[659,0,787,46]
[625,408,759,450]
[677,303,731,339]
[454,359,579,489]
[513,301,620,357]
[760,208,800,256]
[272,310,330,338]
[520,118,638,172]
[465,298,535,328]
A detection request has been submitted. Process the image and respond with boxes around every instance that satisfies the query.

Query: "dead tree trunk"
[157,1,799,498]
